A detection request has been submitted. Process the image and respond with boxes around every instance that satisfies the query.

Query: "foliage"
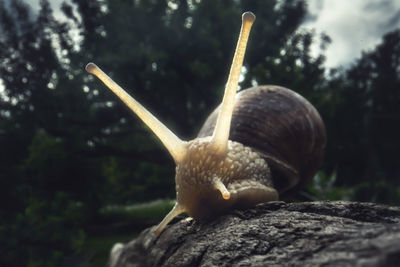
[0,0,399,265]
[303,170,351,201]
[318,29,400,205]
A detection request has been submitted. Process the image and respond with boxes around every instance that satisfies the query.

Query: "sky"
[301,0,400,69]
[8,0,400,70]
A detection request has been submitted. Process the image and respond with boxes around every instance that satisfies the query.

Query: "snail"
[85,12,326,236]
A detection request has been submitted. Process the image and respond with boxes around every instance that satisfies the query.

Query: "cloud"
[301,0,400,69]
[20,0,65,19]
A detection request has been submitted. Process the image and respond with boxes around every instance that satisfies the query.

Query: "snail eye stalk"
[85,63,187,163]
[211,12,255,154]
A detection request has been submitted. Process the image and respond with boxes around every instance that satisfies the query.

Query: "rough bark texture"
[108,201,400,267]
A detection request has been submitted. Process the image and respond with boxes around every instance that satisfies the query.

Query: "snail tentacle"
[212,177,231,200]
[211,12,255,155]
[153,202,186,236]
[85,63,187,163]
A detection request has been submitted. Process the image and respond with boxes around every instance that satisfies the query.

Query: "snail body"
[175,135,278,221]
[86,12,326,236]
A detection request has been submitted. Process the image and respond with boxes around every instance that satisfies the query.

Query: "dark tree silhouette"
[344,29,400,203]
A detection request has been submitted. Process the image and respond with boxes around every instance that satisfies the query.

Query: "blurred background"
[0,0,399,266]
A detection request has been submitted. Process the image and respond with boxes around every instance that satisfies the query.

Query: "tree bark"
[108,201,400,267]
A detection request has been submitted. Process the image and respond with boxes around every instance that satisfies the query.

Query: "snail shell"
[198,85,327,199]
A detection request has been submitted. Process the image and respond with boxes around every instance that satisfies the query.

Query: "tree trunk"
[108,201,400,267]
